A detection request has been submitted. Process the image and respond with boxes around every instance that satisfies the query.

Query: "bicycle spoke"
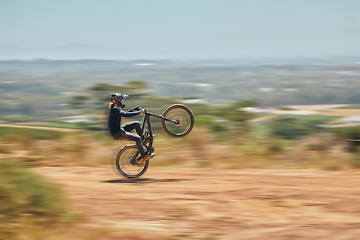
[162,105,194,137]
[116,146,148,178]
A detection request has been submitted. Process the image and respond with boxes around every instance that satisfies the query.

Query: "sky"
[0,0,359,59]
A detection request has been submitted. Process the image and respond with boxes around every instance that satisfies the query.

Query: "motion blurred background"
[1,0,359,239]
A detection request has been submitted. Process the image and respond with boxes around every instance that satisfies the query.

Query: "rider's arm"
[128,106,141,112]
[119,109,141,117]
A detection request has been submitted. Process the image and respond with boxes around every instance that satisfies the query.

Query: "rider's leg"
[123,121,142,138]
[113,131,146,157]
[122,122,155,161]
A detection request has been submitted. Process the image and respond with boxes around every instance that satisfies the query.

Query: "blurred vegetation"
[0,78,359,170]
[332,127,360,140]
[0,159,75,239]
[0,123,358,171]
[216,100,256,131]
[268,115,339,140]
[336,104,360,109]
[0,127,64,145]
[1,59,359,121]
[69,94,89,109]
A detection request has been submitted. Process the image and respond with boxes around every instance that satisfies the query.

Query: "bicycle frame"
[140,111,179,137]
[138,111,180,157]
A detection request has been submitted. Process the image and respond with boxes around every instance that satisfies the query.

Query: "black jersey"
[108,106,140,136]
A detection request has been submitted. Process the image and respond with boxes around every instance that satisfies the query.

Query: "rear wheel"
[115,145,149,178]
[161,104,194,138]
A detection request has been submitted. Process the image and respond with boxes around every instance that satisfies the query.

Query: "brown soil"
[0,123,81,132]
[38,166,360,240]
[284,105,360,118]
[285,104,349,111]
[319,109,360,117]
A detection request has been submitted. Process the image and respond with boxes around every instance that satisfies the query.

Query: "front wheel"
[161,104,194,138]
[115,145,149,178]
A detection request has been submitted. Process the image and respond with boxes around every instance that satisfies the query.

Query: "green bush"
[268,115,335,140]
[0,160,73,239]
[217,100,256,125]
[332,126,360,140]
[269,116,312,139]
[195,115,231,137]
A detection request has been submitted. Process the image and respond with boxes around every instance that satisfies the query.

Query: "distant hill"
[2,44,358,62]
[0,44,155,60]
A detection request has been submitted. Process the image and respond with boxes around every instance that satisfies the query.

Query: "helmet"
[110,93,128,108]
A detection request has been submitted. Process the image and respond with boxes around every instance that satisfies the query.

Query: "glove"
[129,106,141,112]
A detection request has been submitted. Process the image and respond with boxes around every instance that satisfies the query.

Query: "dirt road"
[39,167,360,240]
[0,123,81,132]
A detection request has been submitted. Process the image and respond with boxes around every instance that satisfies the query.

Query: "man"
[108,93,155,161]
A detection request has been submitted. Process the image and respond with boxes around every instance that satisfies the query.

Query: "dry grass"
[0,126,358,172]
[0,159,82,240]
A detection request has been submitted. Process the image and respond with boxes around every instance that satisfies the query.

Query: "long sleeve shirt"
[108,106,141,136]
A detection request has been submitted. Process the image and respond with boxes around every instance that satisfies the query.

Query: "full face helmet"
[110,93,128,108]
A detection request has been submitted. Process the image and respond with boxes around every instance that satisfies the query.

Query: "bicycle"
[115,104,194,178]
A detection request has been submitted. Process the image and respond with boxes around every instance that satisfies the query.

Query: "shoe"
[142,153,156,161]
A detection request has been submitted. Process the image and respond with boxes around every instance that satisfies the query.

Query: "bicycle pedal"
[142,153,156,162]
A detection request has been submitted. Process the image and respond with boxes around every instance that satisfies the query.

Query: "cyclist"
[108,93,155,161]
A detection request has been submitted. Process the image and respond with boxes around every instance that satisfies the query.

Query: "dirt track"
[39,167,360,240]
[0,123,81,132]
